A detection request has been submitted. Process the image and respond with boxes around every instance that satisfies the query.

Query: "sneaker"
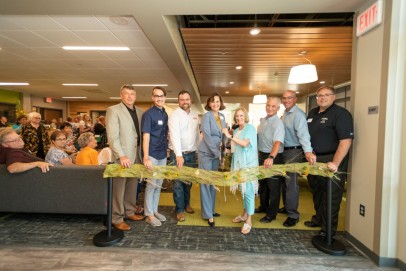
[154,212,166,222]
[146,217,162,227]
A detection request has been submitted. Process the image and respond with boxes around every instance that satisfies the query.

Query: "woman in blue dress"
[223,107,259,234]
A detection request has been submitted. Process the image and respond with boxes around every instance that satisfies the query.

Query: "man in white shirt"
[168,90,200,222]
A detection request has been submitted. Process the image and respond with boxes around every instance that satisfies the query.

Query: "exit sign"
[357,0,383,37]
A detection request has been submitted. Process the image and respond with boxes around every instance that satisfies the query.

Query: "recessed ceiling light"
[62,46,130,51]
[319,81,326,84]
[296,91,300,94]
[225,91,230,94]
[62,83,98,86]
[0,82,29,86]
[229,82,234,84]
[109,97,121,100]
[131,84,168,87]
[250,28,261,35]
[62,97,87,99]
[236,66,242,70]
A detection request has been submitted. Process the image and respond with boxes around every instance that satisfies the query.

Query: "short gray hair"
[77,132,94,148]
[0,128,16,145]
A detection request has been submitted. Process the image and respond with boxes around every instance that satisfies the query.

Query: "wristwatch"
[269,155,274,159]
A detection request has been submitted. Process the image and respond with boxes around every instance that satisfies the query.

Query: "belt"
[259,151,270,155]
[284,146,302,150]
[182,151,196,154]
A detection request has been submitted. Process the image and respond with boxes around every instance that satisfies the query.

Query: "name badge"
[158,120,163,125]
[307,118,313,123]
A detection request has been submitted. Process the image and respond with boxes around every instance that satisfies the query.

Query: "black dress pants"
[258,152,284,218]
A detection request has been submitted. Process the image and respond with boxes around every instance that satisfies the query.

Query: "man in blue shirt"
[281,90,316,227]
[257,97,285,224]
[141,86,169,227]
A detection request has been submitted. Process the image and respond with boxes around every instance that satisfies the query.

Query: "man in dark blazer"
[106,85,145,231]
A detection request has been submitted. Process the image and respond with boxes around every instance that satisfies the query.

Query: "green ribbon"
[103,162,336,186]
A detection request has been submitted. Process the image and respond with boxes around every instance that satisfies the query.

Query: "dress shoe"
[304,221,320,228]
[283,217,298,227]
[177,212,185,222]
[208,219,215,227]
[255,207,266,213]
[126,214,145,221]
[260,216,275,223]
[113,222,131,231]
[185,206,194,214]
[213,213,221,217]
[278,207,287,214]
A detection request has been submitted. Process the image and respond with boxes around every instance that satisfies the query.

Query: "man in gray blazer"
[106,85,145,231]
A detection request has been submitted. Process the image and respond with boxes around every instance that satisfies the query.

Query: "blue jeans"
[170,150,197,213]
[144,156,167,216]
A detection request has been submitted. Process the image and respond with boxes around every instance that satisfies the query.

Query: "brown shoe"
[177,212,185,222]
[113,222,131,231]
[126,214,146,221]
[185,206,194,214]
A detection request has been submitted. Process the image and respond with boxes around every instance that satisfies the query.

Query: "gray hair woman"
[76,132,98,165]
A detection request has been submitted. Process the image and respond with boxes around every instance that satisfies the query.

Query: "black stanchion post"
[93,176,124,247]
[312,178,347,256]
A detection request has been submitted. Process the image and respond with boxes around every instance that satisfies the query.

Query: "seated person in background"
[45,130,74,166]
[59,122,78,155]
[76,132,99,165]
[0,128,52,173]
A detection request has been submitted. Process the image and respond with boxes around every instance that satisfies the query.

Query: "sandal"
[241,223,252,235]
[232,215,246,223]
[134,205,144,215]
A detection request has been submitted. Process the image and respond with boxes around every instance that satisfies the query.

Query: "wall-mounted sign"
[368,106,379,114]
[357,0,383,37]
[44,97,53,103]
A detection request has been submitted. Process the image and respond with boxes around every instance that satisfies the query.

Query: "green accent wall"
[0,89,20,104]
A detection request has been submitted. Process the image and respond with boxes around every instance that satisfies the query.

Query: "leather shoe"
[177,212,185,222]
[260,216,275,223]
[278,207,287,214]
[126,214,146,221]
[213,213,221,217]
[113,222,131,231]
[185,206,194,214]
[283,217,298,227]
[255,207,266,213]
[208,219,215,227]
[304,221,320,228]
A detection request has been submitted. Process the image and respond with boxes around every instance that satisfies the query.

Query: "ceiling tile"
[50,16,107,31]
[0,30,58,47]
[7,15,65,30]
[33,31,87,47]
[72,30,123,46]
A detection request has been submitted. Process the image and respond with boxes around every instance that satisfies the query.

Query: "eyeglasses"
[153,95,165,99]
[55,138,67,141]
[5,137,23,143]
[282,96,295,100]
[316,93,335,99]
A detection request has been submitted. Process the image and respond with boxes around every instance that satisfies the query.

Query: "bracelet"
[268,155,274,159]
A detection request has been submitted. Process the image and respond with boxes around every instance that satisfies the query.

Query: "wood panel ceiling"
[181,26,353,97]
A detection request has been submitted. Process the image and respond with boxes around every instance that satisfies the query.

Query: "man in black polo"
[306,86,354,237]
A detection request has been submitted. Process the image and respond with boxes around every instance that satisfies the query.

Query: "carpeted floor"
[0,179,356,257]
[0,206,360,256]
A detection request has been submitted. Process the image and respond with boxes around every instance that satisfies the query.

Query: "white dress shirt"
[168,107,200,157]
